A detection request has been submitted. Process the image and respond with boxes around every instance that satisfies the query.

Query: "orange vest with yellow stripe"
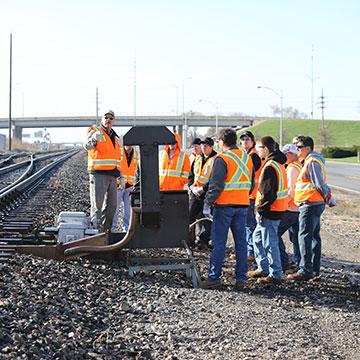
[120,148,139,185]
[159,148,190,191]
[87,126,121,171]
[194,155,216,187]
[256,160,288,211]
[294,155,326,204]
[248,147,263,200]
[215,148,253,205]
[287,160,302,208]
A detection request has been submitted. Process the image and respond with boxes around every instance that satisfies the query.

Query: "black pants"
[189,193,211,244]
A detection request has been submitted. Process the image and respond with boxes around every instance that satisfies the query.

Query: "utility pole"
[95,87,99,125]
[9,33,13,151]
[318,88,327,147]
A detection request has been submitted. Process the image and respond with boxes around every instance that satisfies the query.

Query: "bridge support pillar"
[13,126,23,143]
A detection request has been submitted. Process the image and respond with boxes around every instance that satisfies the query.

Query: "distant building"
[0,134,6,149]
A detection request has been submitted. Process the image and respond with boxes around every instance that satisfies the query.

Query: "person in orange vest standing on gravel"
[248,136,288,285]
[159,133,190,191]
[84,110,121,232]
[278,143,303,270]
[287,136,336,281]
[239,130,262,263]
[112,145,139,232]
[203,128,253,290]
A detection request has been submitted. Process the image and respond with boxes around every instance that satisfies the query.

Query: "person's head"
[256,136,276,159]
[101,110,115,130]
[281,144,299,164]
[292,135,305,145]
[296,136,314,160]
[190,138,201,156]
[124,145,133,153]
[218,128,237,151]
[200,137,214,157]
[239,130,255,151]
[169,133,181,152]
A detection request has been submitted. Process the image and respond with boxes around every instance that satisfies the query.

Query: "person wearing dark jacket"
[248,136,288,284]
[188,137,217,249]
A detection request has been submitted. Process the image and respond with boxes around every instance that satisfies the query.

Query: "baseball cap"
[103,110,115,117]
[281,143,298,154]
[191,137,201,146]
[200,137,215,146]
[239,130,255,141]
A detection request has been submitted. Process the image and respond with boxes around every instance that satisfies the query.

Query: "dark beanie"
[191,137,201,146]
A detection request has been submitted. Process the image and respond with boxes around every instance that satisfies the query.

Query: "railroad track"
[0,149,79,264]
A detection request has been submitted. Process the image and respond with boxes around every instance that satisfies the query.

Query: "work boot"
[247,270,268,278]
[287,272,313,281]
[257,276,283,285]
[202,279,222,290]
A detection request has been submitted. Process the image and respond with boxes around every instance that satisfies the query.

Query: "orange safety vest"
[87,126,121,171]
[287,160,302,208]
[215,148,252,205]
[248,147,263,200]
[256,160,288,212]
[120,148,139,185]
[159,148,190,191]
[193,155,216,187]
[294,155,326,204]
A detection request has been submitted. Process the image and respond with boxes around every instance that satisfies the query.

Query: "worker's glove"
[326,194,336,208]
[192,186,205,197]
[203,203,212,219]
[255,211,261,223]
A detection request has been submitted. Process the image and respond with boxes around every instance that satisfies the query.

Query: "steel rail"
[0,154,34,196]
[0,151,67,176]
[0,150,78,206]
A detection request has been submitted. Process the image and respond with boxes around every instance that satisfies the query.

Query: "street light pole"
[257,85,284,148]
[199,99,219,135]
[182,77,192,149]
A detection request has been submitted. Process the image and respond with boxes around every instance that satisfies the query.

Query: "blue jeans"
[246,199,257,257]
[112,186,132,232]
[298,204,325,275]
[253,217,283,279]
[278,211,300,268]
[208,206,248,282]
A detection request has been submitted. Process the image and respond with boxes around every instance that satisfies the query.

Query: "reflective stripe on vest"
[194,156,215,186]
[256,160,288,211]
[120,149,139,185]
[87,126,121,171]
[159,151,189,179]
[215,148,253,205]
[295,156,326,204]
[221,151,251,191]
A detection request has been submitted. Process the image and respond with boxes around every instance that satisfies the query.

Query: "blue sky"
[0,0,360,141]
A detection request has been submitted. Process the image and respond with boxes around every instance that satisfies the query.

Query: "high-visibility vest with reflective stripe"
[120,148,139,185]
[294,155,326,204]
[248,147,263,200]
[190,153,200,167]
[286,160,302,208]
[159,149,190,191]
[215,148,252,205]
[87,126,121,171]
[194,156,216,187]
[256,160,288,211]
